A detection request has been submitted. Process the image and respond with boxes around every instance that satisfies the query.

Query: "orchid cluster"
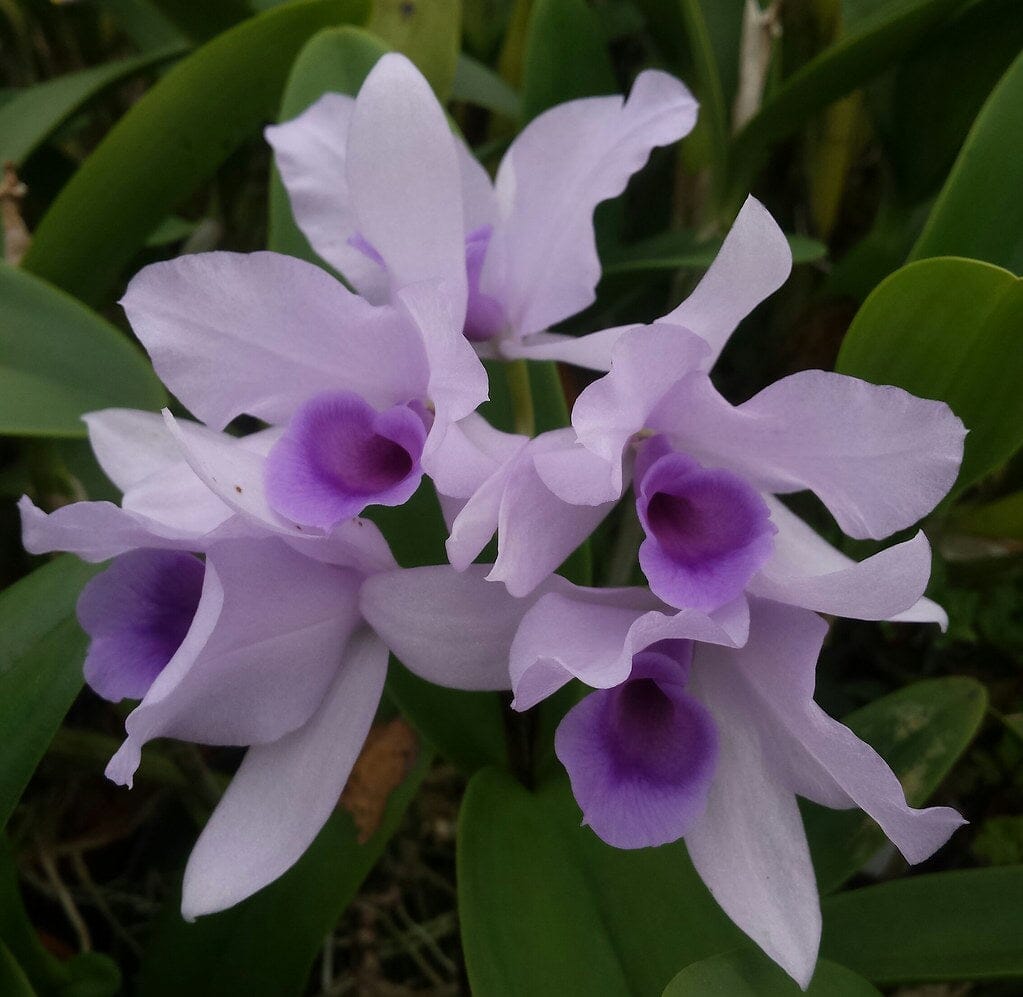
[21,54,968,986]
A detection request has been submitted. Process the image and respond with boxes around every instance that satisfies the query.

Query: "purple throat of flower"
[349,226,506,343]
[634,436,777,612]
[264,390,429,530]
[77,548,205,702]
[555,640,719,849]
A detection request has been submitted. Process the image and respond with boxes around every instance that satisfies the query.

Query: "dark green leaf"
[22,0,370,307]
[949,491,1023,542]
[458,769,743,996]
[0,265,165,438]
[451,53,522,119]
[0,943,34,997]
[0,47,184,168]
[728,0,964,205]
[137,749,431,997]
[366,0,462,98]
[821,867,1023,983]
[804,677,987,893]
[143,0,253,42]
[910,47,1023,273]
[0,557,99,830]
[663,948,881,995]
[521,0,617,120]
[602,230,826,275]
[836,256,1023,497]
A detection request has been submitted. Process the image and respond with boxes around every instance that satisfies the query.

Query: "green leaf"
[949,491,1023,542]
[836,256,1023,497]
[0,47,184,167]
[521,0,617,120]
[22,0,370,308]
[458,769,744,996]
[0,265,166,438]
[451,52,522,119]
[663,949,881,995]
[602,230,826,274]
[143,0,253,42]
[910,47,1023,273]
[728,0,964,205]
[269,25,389,267]
[366,0,462,98]
[0,557,99,830]
[137,749,431,997]
[821,867,1023,983]
[0,943,34,997]
[804,676,987,894]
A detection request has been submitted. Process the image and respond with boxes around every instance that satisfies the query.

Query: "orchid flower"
[266,52,697,362]
[508,588,964,987]
[446,198,966,625]
[19,409,514,917]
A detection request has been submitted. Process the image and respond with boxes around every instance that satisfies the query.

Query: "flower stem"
[505,359,535,437]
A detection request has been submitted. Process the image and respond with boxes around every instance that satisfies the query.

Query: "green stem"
[505,359,535,437]
[602,495,643,588]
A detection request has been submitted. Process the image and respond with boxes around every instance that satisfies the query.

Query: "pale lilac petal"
[181,628,387,917]
[347,55,467,323]
[84,409,185,492]
[429,413,526,502]
[456,139,498,233]
[686,642,821,988]
[265,93,391,300]
[498,325,633,372]
[286,516,397,576]
[509,587,747,710]
[661,197,791,367]
[18,495,238,562]
[78,550,205,701]
[731,599,965,865]
[749,497,938,622]
[487,430,616,596]
[888,594,948,628]
[360,564,555,690]
[463,226,506,342]
[568,324,712,496]
[396,282,488,431]
[122,251,426,430]
[484,70,698,336]
[659,371,966,541]
[445,459,513,570]
[265,392,426,529]
[557,646,718,848]
[105,539,362,787]
[636,447,776,612]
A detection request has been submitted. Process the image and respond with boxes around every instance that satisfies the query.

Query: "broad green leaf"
[97,0,189,49]
[910,47,1023,273]
[137,749,431,997]
[804,676,987,893]
[728,0,964,205]
[143,0,253,42]
[0,944,34,997]
[367,0,461,98]
[458,769,743,996]
[663,949,881,995]
[602,230,826,275]
[836,256,1023,497]
[885,0,1023,201]
[0,266,165,438]
[0,47,184,167]
[269,26,389,267]
[22,0,370,307]
[949,491,1023,542]
[0,557,99,830]
[451,52,522,119]
[821,867,1023,983]
[521,0,617,120]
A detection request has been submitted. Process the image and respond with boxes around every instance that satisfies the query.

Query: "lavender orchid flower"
[447,199,966,623]
[19,410,518,917]
[266,53,698,361]
[506,588,965,987]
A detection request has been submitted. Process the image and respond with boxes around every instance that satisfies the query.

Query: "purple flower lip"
[265,390,428,530]
[555,640,718,849]
[635,438,776,612]
[463,225,506,342]
[77,549,205,702]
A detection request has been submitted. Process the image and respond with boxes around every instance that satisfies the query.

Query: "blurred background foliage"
[0,0,1021,994]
